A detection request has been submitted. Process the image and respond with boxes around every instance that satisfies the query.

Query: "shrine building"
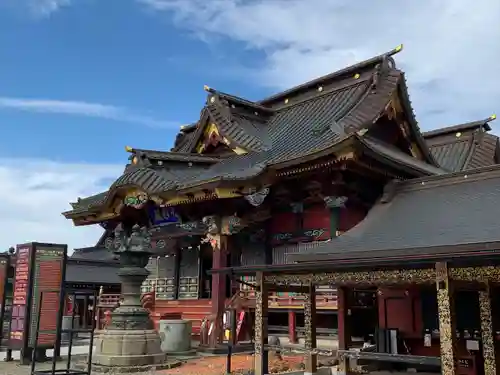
[63,45,500,375]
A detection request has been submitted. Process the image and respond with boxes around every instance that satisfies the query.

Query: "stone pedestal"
[159,319,194,354]
[93,329,166,367]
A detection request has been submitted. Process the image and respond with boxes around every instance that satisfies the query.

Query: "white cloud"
[0,97,178,129]
[31,0,71,16]
[0,158,122,253]
[140,0,500,130]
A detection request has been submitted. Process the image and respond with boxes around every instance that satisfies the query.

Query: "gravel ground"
[0,353,306,375]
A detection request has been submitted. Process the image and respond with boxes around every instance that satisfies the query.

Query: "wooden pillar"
[435,262,458,375]
[304,282,317,375]
[209,234,228,347]
[254,272,269,375]
[337,286,351,375]
[479,285,497,375]
[288,311,297,343]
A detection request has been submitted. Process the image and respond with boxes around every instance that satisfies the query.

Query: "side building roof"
[423,116,499,172]
[289,164,500,263]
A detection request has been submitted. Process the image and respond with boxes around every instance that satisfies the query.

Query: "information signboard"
[28,246,66,347]
[0,254,10,341]
[9,244,32,346]
[8,243,67,352]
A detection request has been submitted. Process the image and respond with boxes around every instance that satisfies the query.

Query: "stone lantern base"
[92,329,168,371]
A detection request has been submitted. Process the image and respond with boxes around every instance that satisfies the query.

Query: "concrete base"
[159,319,192,354]
[92,329,167,369]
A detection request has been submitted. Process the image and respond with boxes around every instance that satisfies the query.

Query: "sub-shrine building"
[63,45,500,375]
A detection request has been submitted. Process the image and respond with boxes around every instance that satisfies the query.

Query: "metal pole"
[226,309,237,375]
[226,344,232,375]
[51,292,59,375]
[87,291,98,375]
[66,293,77,372]
[30,291,44,375]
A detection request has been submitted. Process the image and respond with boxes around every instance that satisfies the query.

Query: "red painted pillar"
[209,235,228,347]
[288,311,297,343]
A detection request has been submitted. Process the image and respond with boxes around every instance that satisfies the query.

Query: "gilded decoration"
[303,291,314,350]
[254,273,268,359]
[254,288,263,355]
[435,262,457,375]
[479,288,496,375]
[265,269,436,286]
[449,266,500,282]
[303,287,318,375]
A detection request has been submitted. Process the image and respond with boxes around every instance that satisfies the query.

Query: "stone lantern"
[92,224,168,372]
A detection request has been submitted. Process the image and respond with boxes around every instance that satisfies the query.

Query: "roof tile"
[290,166,500,262]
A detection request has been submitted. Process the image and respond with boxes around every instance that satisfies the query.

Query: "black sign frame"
[7,242,67,362]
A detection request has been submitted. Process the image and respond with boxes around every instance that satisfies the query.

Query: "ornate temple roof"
[64,45,446,220]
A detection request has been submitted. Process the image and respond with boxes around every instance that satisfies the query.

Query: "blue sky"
[1,0,499,251]
[0,0,266,164]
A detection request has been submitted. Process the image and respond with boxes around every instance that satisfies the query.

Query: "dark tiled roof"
[172,124,197,152]
[71,247,117,262]
[69,191,107,210]
[359,137,445,176]
[424,116,499,172]
[68,191,108,214]
[129,149,220,164]
[66,259,120,285]
[289,165,500,262]
[423,118,493,138]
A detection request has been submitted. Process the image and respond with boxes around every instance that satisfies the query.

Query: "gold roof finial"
[489,114,497,121]
[203,85,211,92]
[394,44,403,53]
[125,146,133,152]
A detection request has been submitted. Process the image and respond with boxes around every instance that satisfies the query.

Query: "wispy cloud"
[0,97,178,129]
[0,157,122,252]
[140,0,500,131]
[31,0,71,16]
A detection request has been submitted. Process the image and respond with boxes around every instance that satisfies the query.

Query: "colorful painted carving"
[123,192,149,209]
[324,195,348,208]
[221,215,247,235]
[244,188,270,207]
[148,206,180,226]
